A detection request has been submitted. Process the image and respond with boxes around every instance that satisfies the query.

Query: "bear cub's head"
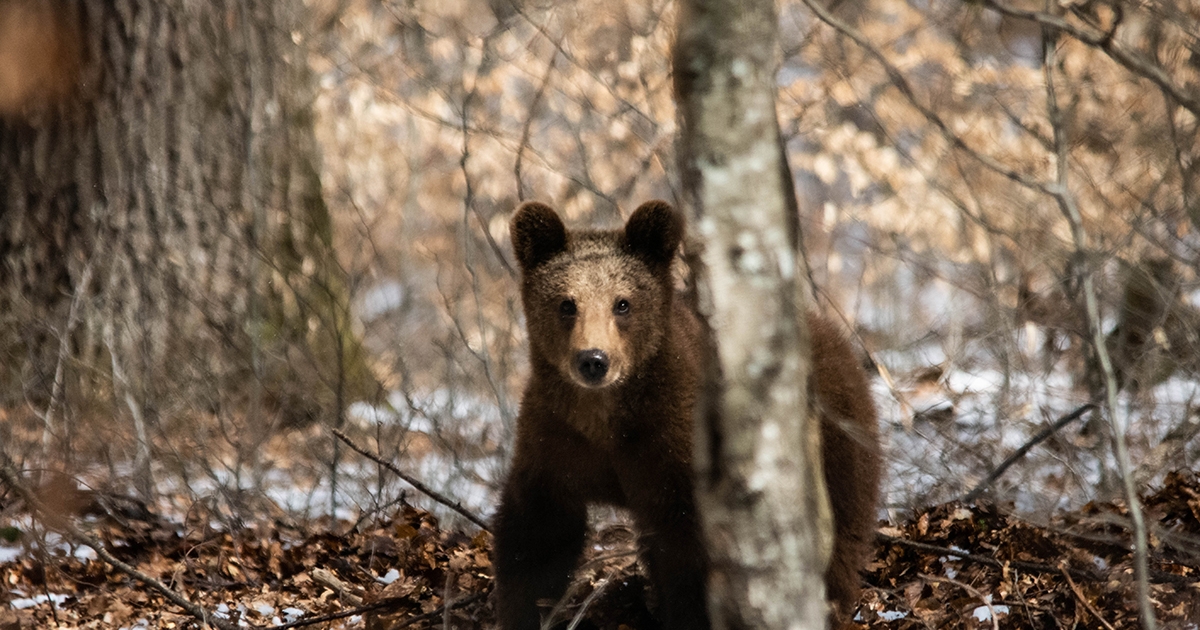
[511,200,683,389]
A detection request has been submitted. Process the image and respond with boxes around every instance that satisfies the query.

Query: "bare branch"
[981,0,1200,118]
[961,404,1096,502]
[1042,22,1158,630]
[800,0,1059,197]
[332,428,490,531]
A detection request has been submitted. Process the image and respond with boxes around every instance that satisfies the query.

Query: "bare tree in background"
[0,0,372,508]
[675,0,830,627]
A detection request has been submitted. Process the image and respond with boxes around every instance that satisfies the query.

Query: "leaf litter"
[2,472,1199,628]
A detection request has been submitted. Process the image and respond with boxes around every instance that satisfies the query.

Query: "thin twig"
[393,592,488,630]
[541,551,639,630]
[0,458,244,630]
[1061,564,1118,630]
[515,49,558,202]
[919,574,1000,630]
[443,569,455,630]
[1041,20,1158,630]
[1009,567,1036,625]
[961,404,1096,502]
[105,324,154,501]
[454,59,519,424]
[266,592,487,630]
[267,599,398,630]
[40,258,94,457]
[331,428,490,531]
[566,570,615,630]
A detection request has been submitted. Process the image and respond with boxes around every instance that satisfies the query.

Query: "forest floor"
[2,471,1199,629]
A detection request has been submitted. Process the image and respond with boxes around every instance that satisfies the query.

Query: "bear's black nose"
[575,349,609,384]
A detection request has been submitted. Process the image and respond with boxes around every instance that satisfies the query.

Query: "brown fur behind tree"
[809,312,882,613]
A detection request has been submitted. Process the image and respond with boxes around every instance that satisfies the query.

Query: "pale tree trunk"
[674,0,832,628]
[0,1,366,498]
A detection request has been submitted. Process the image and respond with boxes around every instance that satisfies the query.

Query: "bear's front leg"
[492,474,588,630]
[622,460,712,630]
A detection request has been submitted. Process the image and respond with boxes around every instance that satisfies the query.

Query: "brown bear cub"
[493,200,881,630]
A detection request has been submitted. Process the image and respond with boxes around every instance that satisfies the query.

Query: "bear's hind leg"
[493,480,588,630]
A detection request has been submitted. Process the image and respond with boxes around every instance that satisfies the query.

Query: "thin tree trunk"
[674,0,832,628]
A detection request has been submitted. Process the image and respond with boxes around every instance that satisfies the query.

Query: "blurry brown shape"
[0,0,81,118]
[1109,258,1200,390]
[34,470,90,527]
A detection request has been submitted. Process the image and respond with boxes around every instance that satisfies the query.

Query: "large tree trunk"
[674,0,832,627]
[0,1,366,496]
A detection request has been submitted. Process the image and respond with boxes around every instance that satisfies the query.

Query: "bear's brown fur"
[493,200,880,630]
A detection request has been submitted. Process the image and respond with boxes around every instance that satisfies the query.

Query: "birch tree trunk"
[674,0,832,627]
[0,1,368,494]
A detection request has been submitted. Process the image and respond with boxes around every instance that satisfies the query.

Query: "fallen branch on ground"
[876,533,1100,582]
[266,591,488,630]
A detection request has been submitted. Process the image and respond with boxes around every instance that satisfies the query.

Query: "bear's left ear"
[511,201,569,272]
[623,200,682,270]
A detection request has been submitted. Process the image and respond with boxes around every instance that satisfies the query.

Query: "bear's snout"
[574,349,610,385]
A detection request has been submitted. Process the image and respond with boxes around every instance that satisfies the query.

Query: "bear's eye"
[613,299,631,315]
[559,299,577,318]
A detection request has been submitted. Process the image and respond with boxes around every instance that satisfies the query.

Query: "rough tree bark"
[674,0,832,628]
[0,1,369,491]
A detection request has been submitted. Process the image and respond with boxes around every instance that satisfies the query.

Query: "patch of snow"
[972,602,1010,621]
[10,593,69,609]
[876,609,908,621]
[0,545,21,562]
[377,568,401,584]
[938,557,959,579]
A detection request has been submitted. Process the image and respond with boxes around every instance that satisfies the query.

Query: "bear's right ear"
[511,201,568,272]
